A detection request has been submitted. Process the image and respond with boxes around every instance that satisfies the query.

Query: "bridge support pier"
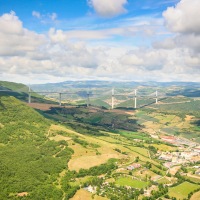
[87,93,90,107]
[111,88,114,109]
[59,93,62,106]
[134,89,137,109]
[28,86,31,103]
[156,90,158,104]
[28,92,31,103]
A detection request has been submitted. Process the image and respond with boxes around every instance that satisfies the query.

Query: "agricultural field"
[145,143,177,152]
[151,100,200,116]
[115,177,149,189]
[168,182,200,200]
[157,177,171,184]
[130,147,149,157]
[190,191,200,200]
[133,169,158,180]
[118,130,152,142]
[160,97,191,103]
[70,189,108,200]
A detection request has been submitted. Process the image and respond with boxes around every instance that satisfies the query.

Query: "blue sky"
[0,0,199,83]
[0,0,179,32]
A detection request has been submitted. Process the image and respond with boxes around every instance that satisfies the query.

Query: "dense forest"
[0,96,75,199]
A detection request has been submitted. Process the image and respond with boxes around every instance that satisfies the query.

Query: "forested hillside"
[0,81,55,104]
[0,96,74,199]
[0,81,29,91]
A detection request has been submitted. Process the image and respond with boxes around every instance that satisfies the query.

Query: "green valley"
[0,81,200,200]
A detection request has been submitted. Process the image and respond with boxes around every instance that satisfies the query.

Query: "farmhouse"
[194,147,200,153]
[85,185,96,194]
[195,169,200,175]
[127,163,141,170]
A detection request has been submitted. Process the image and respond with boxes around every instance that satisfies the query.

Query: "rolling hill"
[0,81,56,104]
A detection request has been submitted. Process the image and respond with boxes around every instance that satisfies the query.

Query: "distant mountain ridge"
[31,80,200,89]
[31,80,200,97]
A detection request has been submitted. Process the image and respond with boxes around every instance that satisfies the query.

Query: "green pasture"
[168,182,200,200]
[115,177,149,189]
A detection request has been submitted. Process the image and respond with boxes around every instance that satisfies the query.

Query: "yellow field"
[70,189,108,200]
[49,124,160,171]
[148,144,177,152]
[68,141,96,157]
[169,166,181,175]
[97,135,121,143]
[142,113,192,135]
[131,147,149,157]
[49,135,72,141]
[154,114,177,124]
[190,191,200,200]
[50,124,126,171]
[68,153,121,171]
[127,147,160,166]
[133,169,158,180]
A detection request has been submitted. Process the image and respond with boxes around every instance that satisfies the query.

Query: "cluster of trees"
[97,182,144,200]
[148,145,157,154]
[143,184,168,200]
[73,137,100,149]
[45,106,142,133]
[144,161,152,169]
[114,148,128,155]
[77,159,117,177]
[65,122,106,136]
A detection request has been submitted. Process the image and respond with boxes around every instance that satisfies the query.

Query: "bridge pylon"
[28,85,31,104]
[87,92,90,107]
[134,89,137,109]
[111,88,114,109]
[156,90,158,104]
[59,93,62,106]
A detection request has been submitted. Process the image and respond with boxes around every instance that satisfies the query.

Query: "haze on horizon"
[0,0,199,84]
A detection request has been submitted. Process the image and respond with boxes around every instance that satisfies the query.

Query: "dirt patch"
[70,189,108,200]
[17,192,28,197]
[185,115,194,121]
[158,101,191,105]
[169,166,181,176]
[27,103,80,111]
[190,191,200,200]
[27,103,60,110]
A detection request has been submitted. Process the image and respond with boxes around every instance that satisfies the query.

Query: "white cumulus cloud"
[163,0,200,35]
[0,12,200,83]
[0,11,45,56]
[157,0,200,55]
[88,0,128,17]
